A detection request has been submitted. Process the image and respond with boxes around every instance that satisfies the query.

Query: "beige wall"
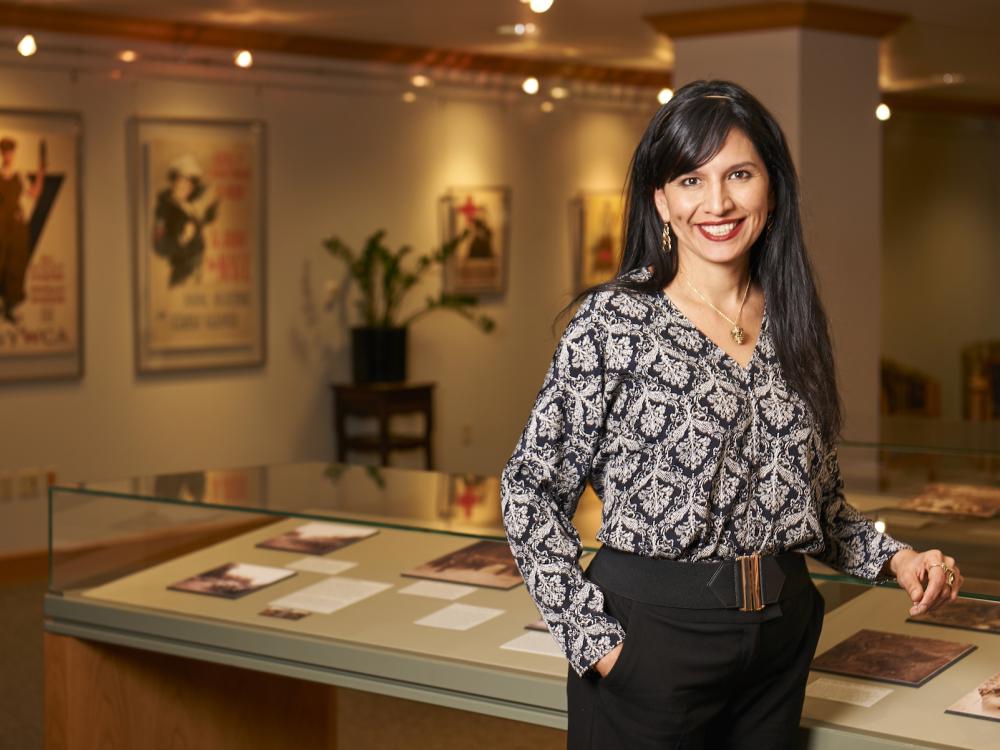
[882,110,1000,421]
[0,65,647,551]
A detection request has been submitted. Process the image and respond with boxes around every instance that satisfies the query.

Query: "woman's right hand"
[595,642,624,678]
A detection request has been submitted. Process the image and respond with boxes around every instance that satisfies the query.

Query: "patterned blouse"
[499,266,912,678]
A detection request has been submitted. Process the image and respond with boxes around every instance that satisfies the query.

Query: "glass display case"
[45,443,1000,749]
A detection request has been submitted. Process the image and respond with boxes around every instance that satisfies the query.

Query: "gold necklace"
[682,271,752,344]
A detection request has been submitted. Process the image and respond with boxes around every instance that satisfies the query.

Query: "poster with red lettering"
[131,118,265,372]
[0,110,82,382]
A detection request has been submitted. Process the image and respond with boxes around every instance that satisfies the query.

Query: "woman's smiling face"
[654,127,774,267]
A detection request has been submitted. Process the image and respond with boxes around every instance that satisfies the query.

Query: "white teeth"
[700,220,740,236]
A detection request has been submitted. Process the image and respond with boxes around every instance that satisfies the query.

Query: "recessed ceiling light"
[234,49,253,68]
[875,103,891,121]
[402,91,417,104]
[541,101,554,113]
[530,0,555,12]
[118,49,138,63]
[17,34,37,57]
[411,74,431,88]
[497,23,537,36]
[522,77,540,95]
[657,88,674,105]
[550,86,569,100]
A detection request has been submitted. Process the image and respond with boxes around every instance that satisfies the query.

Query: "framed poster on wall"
[130,117,266,373]
[439,186,509,296]
[572,190,624,293]
[0,109,83,382]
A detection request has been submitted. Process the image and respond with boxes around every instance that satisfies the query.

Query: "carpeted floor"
[0,580,44,750]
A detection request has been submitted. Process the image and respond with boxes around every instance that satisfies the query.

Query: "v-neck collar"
[658,287,767,377]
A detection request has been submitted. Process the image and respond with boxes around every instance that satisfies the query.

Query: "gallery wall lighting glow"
[540,101,554,113]
[118,49,138,63]
[529,0,555,12]
[657,88,674,105]
[411,74,431,88]
[512,22,537,36]
[17,34,37,57]
[522,76,539,95]
[550,86,569,100]
[402,91,417,103]
[873,520,887,534]
[876,103,891,121]
[234,49,253,68]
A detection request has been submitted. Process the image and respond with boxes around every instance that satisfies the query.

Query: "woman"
[499,79,963,749]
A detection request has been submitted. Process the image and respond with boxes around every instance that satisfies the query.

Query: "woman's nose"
[705,180,734,213]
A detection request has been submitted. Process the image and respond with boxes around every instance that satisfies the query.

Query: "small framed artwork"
[440,186,510,295]
[572,190,624,293]
[0,109,83,382]
[129,117,266,373]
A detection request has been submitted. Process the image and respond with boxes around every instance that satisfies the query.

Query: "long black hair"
[557,78,842,445]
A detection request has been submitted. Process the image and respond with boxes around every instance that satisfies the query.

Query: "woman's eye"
[731,170,751,179]
[681,177,699,187]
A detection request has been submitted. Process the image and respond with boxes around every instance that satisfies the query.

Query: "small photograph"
[168,562,294,600]
[908,598,1000,635]
[525,618,547,632]
[946,671,1000,723]
[810,629,976,687]
[402,540,523,590]
[256,521,379,556]
[896,482,1000,518]
[259,606,311,621]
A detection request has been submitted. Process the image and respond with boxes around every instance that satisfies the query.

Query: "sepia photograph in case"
[402,539,523,590]
[0,110,83,382]
[525,617,547,632]
[440,186,509,295]
[130,117,266,373]
[895,482,1000,518]
[259,605,311,621]
[256,521,379,555]
[946,671,1000,723]
[573,190,624,292]
[907,597,1000,635]
[810,629,977,687]
[168,562,294,599]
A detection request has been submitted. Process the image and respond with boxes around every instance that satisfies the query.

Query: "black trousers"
[566,575,825,749]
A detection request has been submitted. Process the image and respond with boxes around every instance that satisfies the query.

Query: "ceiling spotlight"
[17,34,37,57]
[875,103,891,121]
[873,519,887,534]
[657,88,674,105]
[498,23,537,36]
[411,74,431,88]
[118,49,138,63]
[402,91,417,104]
[530,0,555,12]
[522,77,540,95]
[234,49,253,68]
[550,86,569,100]
[541,101,555,113]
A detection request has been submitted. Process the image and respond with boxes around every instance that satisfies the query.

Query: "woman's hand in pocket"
[595,641,624,678]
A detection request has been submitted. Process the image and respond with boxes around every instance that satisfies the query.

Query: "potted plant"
[322,228,496,383]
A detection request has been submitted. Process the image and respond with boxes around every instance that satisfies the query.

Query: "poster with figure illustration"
[575,191,624,292]
[0,110,82,382]
[440,186,509,295]
[131,118,265,372]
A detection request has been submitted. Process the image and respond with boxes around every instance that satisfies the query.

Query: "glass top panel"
[50,441,999,600]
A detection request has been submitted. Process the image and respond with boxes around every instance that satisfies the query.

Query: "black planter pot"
[351,326,407,383]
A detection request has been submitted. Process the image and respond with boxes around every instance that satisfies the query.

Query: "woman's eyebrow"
[685,161,758,175]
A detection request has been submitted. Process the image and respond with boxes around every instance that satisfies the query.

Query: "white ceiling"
[14,0,1000,103]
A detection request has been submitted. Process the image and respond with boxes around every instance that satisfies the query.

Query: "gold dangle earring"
[661,221,673,254]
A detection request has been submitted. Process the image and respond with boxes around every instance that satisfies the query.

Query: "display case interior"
[46,443,1000,747]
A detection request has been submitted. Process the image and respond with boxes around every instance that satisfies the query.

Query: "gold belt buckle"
[737,552,764,612]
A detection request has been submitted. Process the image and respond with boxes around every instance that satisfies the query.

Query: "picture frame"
[572,190,624,293]
[439,185,510,296]
[0,109,83,382]
[129,117,266,373]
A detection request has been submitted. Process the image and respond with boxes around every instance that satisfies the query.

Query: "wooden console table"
[331,382,435,469]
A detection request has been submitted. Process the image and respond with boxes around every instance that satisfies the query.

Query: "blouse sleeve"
[810,443,913,581]
[500,292,625,678]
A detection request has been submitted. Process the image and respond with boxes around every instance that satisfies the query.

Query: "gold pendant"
[731,325,746,345]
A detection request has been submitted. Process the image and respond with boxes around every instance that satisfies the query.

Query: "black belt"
[585,545,811,611]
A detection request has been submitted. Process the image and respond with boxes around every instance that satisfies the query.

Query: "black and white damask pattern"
[500,266,911,678]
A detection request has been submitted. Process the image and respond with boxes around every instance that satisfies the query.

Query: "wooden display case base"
[44,633,565,750]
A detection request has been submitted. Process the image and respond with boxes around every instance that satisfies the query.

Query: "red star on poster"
[456,195,479,225]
